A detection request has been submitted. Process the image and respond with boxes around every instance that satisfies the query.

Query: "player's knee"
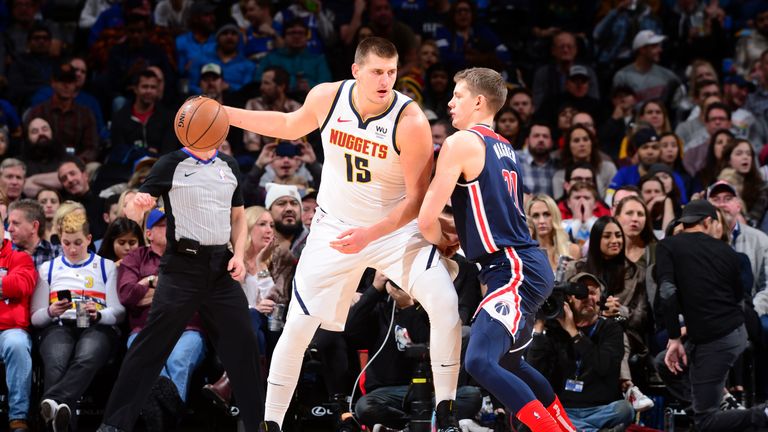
[464,346,489,379]
[411,268,459,316]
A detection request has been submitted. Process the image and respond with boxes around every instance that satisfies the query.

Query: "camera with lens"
[404,343,432,432]
[537,256,590,321]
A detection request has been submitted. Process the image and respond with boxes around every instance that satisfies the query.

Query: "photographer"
[527,272,634,431]
[351,271,481,431]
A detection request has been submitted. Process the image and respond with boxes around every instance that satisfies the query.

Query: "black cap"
[647,163,674,177]
[678,199,718,224]
[706,180,737,199]
[631,128,659,148]
[52,63,77,83]
[724,75,756,92]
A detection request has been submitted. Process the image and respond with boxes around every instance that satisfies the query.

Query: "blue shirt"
[175,32,216,76]
[255,48,331,90]
[188,53,257,94]
[609,165,689,203]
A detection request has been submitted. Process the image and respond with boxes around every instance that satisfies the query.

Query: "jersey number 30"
[502,169,524,215]
[345,154,371,183]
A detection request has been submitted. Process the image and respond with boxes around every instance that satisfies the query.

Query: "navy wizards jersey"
[451,124,537,261]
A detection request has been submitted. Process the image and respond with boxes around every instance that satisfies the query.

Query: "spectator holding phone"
[30,211,125,432]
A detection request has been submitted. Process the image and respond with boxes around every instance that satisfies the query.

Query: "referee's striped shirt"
[140,148,243,246]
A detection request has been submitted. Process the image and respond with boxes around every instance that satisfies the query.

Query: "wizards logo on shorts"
[494,300,512,316]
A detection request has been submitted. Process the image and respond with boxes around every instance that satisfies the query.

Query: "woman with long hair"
[688,128,734,184]
[568,216,653,412]
[721,139,768,226]
[97,217,145,265]
[553,125,617,198]
[638,175,676,235]
[495,106,524,150]
[615,195,658,267]
[36,189,61,242]
[30,211,125,431]
[525,194,581,273]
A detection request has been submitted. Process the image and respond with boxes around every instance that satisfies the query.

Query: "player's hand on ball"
[330,227,372,254]
[437,231,460,257]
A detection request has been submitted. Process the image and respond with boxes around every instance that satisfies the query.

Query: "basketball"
[174,96,230,151]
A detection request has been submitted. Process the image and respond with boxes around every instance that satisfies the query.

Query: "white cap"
[265,183,302,210]
[200,62,222,76]
[632,30,666,51]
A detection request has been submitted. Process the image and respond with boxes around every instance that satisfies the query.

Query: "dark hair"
[354,36,398,65]
[27,22,51,40]
[585,216,629,296]
[565,162,596,183]
[8,199,46,238]
[722,139,765,214]
[508,87,532,100]
[700,128,734,185]
[694,79,720,97]
[615,192,657,245]
[58,156,86,173]
[611,85,635,98]
[614,184,641,196]
[561,125,601,171]
[97,217,145,261]
[104,193,121,211]
[263,65,290,88]
[283,18,308,33]
[494,106,523,145]
[448,0,476,30]
[567,180,599,201]
[704,102,731,122]
[134,68,159,86]
[659,131,684,169]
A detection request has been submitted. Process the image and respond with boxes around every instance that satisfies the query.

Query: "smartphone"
[57,290,72,302]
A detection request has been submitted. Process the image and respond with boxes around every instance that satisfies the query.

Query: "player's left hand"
[228,256,246,281]
[330,227,372,254]
[437,231,460,257]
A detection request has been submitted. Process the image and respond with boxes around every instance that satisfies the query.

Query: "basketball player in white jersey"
[224,37,462,432]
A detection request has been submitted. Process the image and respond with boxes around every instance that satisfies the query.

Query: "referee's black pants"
[102,246,264,430]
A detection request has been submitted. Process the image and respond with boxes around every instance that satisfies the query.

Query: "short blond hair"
[60,210,89,235]
[454,67,507,114]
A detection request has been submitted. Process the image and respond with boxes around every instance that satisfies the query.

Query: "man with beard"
[265,183,308,258]
[0,159,27,204]
[244,66,302,152]
[188,23,256,95]
[110,69,176,171]
[175,1,217,79]
[25,63,99,163]
[243,137,321,206]
[57,157,105,238]
[21,117,64,198]
[516,122,558,197]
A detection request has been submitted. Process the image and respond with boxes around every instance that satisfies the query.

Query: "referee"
[96,145,264,432]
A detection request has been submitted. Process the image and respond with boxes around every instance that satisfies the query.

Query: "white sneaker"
[40,399,58,423]
[625,385,654,412]
[458,418,493,431]
[720,392,746,410]
[53,403,71,432]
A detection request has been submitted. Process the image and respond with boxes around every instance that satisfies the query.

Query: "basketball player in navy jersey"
[419,68,577,432]
[224,37,462,432]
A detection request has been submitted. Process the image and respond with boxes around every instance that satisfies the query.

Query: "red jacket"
[0,239,37,330]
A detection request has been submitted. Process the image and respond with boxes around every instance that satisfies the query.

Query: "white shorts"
[288,208,455,331]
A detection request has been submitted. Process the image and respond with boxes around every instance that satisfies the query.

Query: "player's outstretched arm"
[223,81,340,141]
[418,133,468,245]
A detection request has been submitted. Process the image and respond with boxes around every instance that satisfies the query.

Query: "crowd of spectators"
[1,0,768,431]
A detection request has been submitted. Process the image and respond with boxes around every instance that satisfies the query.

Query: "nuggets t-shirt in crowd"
[140,148,243,246]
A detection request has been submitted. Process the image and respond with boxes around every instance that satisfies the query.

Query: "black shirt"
[656,232,744,344]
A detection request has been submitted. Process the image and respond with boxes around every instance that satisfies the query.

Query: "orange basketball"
[174,96,230,151]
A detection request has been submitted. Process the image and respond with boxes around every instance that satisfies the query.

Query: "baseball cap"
[302,188,317,201]
[678,199,718,224]
[568,272,605,292]
[200,63,222,77]
[724,75,756,92]
[631,128,659,148]
[265,183,302,209]
[146,208,166,229]
[632,30,666,51]
[52,63,77,83]
[568,65,589,79]
[706,179,737,198]
[647,163,674,177]
[133,156,157,173]
[216,23,240,39]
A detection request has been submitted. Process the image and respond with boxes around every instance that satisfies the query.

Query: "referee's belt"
[172,238,229,256]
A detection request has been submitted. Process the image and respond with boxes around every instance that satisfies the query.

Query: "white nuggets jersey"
[318,80,413,226]
[41,252,114,320]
